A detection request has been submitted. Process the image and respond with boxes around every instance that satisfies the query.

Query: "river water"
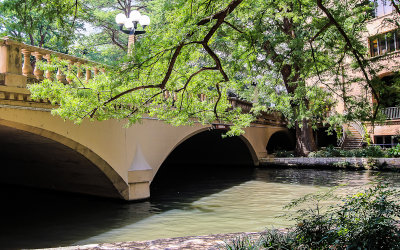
[1,167,399,249]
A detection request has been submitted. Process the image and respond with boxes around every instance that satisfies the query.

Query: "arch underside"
[152,129,256,189]
[267,130,295,153]
[0,124,126,199]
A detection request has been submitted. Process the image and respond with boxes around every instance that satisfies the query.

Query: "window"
[373,0,393,17]
[374,135,399,147]
[369,30,400,56]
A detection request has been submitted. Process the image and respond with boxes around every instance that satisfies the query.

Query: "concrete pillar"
[0,42,27,87]
[127,145,153,200]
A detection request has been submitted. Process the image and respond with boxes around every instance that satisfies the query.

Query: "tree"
[29,0,382,156]
[69,0,150,64]
[0,0,82,51]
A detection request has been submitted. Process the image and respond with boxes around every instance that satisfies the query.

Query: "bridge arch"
[266,130,295,154]
[0,119,129,199]
[161,127,258,167]
[151,128,258,189]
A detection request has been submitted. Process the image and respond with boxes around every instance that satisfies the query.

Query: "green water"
[1,167,398,249]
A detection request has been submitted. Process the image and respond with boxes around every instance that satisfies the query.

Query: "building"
[334,1,400,149]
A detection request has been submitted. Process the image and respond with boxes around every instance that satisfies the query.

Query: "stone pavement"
[47,232,263,250]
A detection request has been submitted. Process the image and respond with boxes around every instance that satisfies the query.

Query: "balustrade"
[0,37,282,125]
[0,37,104,103]
[383,107,400,120]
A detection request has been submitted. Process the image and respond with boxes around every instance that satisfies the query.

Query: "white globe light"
[139,15,150,27]
[129,10,141,22]
[115,13,127,25]
[124,20,134,29]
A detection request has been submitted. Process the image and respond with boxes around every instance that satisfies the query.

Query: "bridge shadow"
[0,129,257,249]
[151,129,256,202]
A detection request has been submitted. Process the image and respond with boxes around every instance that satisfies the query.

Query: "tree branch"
[316,0,379,105]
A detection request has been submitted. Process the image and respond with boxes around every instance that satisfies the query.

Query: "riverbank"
[260,157,400,170]
[48,232,263,250]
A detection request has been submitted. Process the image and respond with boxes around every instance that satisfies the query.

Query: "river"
[1,167,399,249]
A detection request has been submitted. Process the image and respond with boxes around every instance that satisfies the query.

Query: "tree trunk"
[295,119,317,156]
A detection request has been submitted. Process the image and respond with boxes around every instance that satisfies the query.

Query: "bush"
[259,229,297,249]
[274,150,294,157]
[224,235,259,250]
[308,145,342,157]
[387,144,400,158]
[289,183,400,249]
[224,183,400,250]
[309,145,386,158]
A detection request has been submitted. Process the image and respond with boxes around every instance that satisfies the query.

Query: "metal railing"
[383,107,400,120]
[338,121,366,148]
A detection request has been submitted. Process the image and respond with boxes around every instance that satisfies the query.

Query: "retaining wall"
[260,157,400,170]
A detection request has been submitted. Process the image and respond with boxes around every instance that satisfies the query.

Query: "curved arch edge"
[0,119,129,200]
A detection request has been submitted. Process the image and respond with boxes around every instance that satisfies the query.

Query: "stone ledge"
[260,157,400,170]
[47,232,263,250]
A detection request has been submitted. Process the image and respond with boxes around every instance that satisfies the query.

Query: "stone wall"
[260,157,400,170]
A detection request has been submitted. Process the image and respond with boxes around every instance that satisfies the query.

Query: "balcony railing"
[383,107,400,120]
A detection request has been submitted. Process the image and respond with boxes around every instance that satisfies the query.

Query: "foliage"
[27,0,388,154]
[387,144,400,158]
[223,235,259,250]
[308,145,387,158]
[0,0,82,50]
[259,229,298,250]
[69,0,151,64]
[274,150,295,158]
[224,183,400,250]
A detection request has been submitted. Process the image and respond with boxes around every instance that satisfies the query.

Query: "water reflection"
[1,167,399,249]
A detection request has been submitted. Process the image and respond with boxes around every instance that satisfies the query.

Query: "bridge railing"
[0,37,102,90]
[228,97,252,113]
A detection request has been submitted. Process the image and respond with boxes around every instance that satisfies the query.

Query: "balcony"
[383,107,400,120]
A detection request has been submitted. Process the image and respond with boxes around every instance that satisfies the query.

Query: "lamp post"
[115,10,150,54]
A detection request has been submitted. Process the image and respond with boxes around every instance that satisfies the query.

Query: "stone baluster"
[86,68,92,81]
[43,54,52,80]
[76,62,83,78]
[164,90,170,99]
[0,40,26,87]
[66,60,74,84]
[56,59,66,83]
[93,67,99,76]
[33,52,44,80]
[21,49,34,78]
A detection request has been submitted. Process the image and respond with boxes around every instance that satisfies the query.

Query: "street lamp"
[115,10,150,54]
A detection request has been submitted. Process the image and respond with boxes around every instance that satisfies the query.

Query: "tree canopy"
[0,0,82,50]
[26,0,392,155]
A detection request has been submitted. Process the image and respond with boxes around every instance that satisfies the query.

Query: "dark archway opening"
[315,127,338,148]
[0,125,121,199]
[266,130,295,154]
[151,129,255,199]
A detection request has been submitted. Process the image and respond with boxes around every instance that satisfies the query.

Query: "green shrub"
[387,144,400,158]
[223,183,400,250]
[309,145,342,157]
[361,145,386,157]
[259,229,297,249]
[274,150,294,157]
[224,235,260,250]
[310,145,386,158]
[288,183,400,249]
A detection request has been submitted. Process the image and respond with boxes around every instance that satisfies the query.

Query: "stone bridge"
[0,37,289,200]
